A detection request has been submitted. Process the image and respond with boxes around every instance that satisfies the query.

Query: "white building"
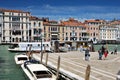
[99,25,119,41]
[0,8,30,43]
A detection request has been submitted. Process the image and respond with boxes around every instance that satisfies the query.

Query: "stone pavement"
[32,51,120,80]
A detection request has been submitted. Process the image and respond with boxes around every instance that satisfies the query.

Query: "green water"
[94,44,120,52]
[0,45,28,80]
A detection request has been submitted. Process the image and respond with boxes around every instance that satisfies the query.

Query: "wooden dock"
[32,51,120,80]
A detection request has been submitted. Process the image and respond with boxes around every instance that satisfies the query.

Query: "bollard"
[85,65,91,80]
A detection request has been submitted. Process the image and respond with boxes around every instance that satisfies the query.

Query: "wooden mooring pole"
[40,51,43,64]
[85,65,91,80]
[45,53,48,66]
[56,56,60,80]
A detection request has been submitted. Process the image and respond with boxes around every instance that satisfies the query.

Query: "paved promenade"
[32,51,120,80]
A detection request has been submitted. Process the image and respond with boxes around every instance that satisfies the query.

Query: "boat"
[21,60,57,80]
[8,42,51,52]
[14,53,29,65]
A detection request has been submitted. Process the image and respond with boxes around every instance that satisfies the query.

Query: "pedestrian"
[67,44,71,51]
[98,48,103,60]
[80,45,83,53]
[114,47,117,55]
[103,48,109,60]
[101,45,105,55]
[84,47,90,61]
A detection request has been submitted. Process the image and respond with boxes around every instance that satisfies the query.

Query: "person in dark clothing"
[114,47,117,55]
[101,45,105,55]
[98,48,103,60]
[84,47,90,61]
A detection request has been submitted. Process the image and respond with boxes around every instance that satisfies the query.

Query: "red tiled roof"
[84,19,105,23]
[60,18,85,26]
[110,20,120,25]
[43,22,49,25]
[43,20,62,26]
[30,16,42,20]
[0,8,30,13]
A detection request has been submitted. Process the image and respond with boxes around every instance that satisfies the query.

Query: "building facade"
[0,12,3,43]
[0,9,30,43]
[29,16,43,42]
[99,25,119,41]
[84,19,106,43]
[43,18,64,46]
[0,8,120,45]
[60,18,89,47]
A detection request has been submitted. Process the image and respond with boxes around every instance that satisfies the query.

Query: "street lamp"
[39,31,43,64]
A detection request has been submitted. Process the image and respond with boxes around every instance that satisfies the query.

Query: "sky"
[0,0,120,21]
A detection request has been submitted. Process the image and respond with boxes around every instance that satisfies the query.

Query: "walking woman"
[103,48,109,60]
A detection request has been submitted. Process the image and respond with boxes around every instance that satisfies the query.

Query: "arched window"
[39,22,41,27]
[34,22,36,27]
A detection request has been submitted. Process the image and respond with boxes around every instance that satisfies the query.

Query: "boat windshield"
[33,71,52,79]
[9,44,19,49]
[18,57,28,61]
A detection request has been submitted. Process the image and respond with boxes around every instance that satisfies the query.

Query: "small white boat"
[21,60,57,80]
[14,53,29,65]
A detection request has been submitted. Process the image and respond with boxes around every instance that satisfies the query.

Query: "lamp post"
[36,28,43,63]
[40,33,43,64]
[72,29,76,50]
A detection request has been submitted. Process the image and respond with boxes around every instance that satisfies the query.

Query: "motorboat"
[21,60,57,80]
[14,53,29,65]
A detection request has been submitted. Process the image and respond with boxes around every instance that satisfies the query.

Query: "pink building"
[60,18,88,47]
[84,19,106,43]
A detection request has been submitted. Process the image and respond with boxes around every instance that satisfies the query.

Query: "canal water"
[0,45,28,80]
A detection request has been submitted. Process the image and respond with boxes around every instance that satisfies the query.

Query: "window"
[70,32,72,36]
[75,27,77,30]
[39,22,41,27]
[0,24,1,27]
[9,12,11,15]
[12,23,20,29]
[79,33,81,36]
[34,29,42,35]
[62,28,64,32]
[0,32,1,37]
[18,13,20,16]
[9,17,11,21]
[51,27,57,31]
[66,37,68,40]
[12,17,20,21]
[12,13,14,15]
[75,32,77,36]
[34,22,36,27]
[66,33,68,36]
